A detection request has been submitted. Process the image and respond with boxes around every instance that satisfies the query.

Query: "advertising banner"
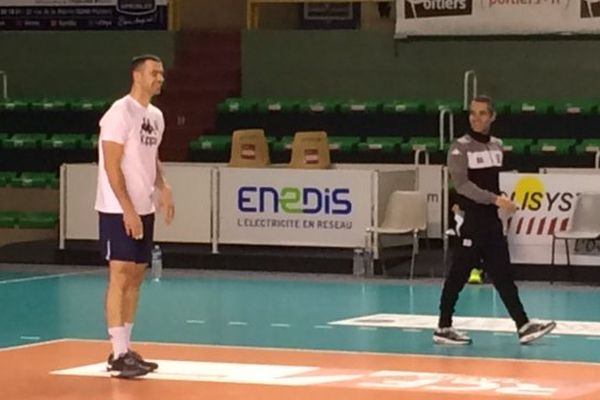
[500,172,600,265]
[218,168,374,248]
[0,0,169,30]
[396,0,600,36]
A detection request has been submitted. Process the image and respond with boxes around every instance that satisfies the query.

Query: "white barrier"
[61,163,419,252]
[60,163,213,246]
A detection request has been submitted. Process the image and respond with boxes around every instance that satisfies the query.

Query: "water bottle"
[353,248,366,276]
[151,245,162,282]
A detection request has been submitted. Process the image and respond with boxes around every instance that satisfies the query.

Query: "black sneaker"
[129,350,159,372]
[518,320,557,344]
[107,352,149,379]
[107,350,158,372]
[433,327,472,345]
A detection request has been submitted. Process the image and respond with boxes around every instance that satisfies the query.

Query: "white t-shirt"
[95,95,164,215]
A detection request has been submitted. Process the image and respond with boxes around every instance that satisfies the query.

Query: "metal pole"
[59,164,66,250]
[211,167,220,254]
[442,166,449,268]
[463,70,477,111]
[0,71,8,100]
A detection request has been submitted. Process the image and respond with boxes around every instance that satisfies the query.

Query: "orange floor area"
[2,339,600,400]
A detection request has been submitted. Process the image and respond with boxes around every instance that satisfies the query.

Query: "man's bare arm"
[155,159,175,224]
[102,140,142,237]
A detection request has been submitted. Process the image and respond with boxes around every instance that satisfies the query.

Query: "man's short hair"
[472,95,495,114]
[131,54,162,73]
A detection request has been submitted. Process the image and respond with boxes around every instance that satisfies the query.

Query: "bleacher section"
[0,98,106,248]
[186,97,600,171]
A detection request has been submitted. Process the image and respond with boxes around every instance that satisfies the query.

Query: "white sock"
[108,326,128,357]
[124,322,134,350]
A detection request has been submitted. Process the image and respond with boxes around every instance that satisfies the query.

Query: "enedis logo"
[238,186,352,215]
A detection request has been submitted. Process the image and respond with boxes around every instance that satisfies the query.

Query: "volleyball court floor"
[1,263,600,400]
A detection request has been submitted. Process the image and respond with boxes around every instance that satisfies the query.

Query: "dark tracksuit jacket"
[438,129,529,329]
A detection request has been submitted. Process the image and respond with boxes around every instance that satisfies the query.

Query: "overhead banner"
[500,172,600,266]
[396,0,600,36]
[0,0,169,31]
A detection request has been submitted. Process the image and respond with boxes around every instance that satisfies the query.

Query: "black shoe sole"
[110,369,149,379]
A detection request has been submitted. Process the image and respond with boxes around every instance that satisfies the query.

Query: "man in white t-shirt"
[95,54,175,379]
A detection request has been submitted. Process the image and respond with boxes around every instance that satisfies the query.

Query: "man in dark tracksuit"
[434,95,556,345]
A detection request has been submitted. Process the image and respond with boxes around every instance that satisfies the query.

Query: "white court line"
[0,338,67,352]
[313,325,333,329]
[186,320,205,324]
[50,359,570,396]
[0,270,98,285]
[228,321,248,326]
[270,323,291,328]
[331,313,600,337]
[19,336,41,341]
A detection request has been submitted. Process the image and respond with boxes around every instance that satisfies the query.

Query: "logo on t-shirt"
[140,117,159,146]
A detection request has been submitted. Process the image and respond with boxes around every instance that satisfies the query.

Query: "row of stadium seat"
[0,98,111,112]
[0,133,97,150]
[217,97,600,115]
[190,135,600,156]
[0,211,58,229]
[0,97,594,115]
[0,171,59,188]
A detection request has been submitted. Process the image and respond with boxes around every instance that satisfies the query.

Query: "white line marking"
[0,270,98,285]
[19,336,41,341]
[313,325,333,329]
[402,328,422,333]
[228,321,248,326]
[50,359,572,396]
[270,323,291,328]
[493,332,514,337]
[0,338,67,352]
[544,335,561,339]
[331,313,600,337]
[186,320,205,324]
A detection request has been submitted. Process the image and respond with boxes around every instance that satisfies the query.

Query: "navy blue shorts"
[99,212,155,264]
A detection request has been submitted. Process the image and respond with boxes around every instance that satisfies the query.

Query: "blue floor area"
[1,268,599,364]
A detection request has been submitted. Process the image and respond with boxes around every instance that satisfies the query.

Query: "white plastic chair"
[366,190,428,278]
[551,192,600,282]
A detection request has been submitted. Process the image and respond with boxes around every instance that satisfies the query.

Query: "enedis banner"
[218,169,373,248]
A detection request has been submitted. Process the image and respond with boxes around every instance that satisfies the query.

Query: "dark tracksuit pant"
[438,211,529,330]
